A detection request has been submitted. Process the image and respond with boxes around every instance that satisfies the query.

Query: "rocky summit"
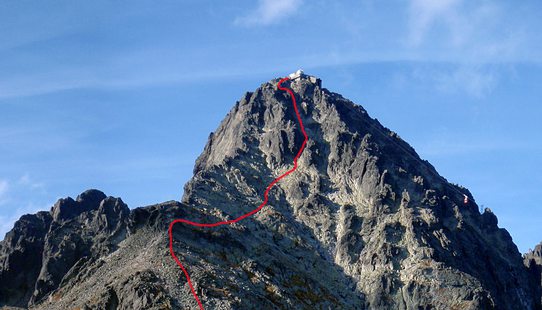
[1,74,541,309]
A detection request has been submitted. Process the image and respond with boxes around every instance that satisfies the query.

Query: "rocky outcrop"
[0,74,539,309]
[0,212,51,307]
[525,242,542,306]
[0,189,130,308]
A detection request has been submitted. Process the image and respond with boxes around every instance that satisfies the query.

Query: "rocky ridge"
[0,74,540,309]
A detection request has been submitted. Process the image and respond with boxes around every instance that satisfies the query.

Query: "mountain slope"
[0,74,539,309]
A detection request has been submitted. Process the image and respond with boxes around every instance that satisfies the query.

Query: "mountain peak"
[287,69,322,87]
[51,189,107,221]
[181,75,537,308]
[1,75,540,309]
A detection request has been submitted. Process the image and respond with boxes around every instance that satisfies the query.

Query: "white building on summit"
[288,69,305,79]
[288,69,322,87]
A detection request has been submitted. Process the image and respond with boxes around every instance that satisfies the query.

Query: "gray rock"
[525,242,542,307]
[0,74,539,309]
[51,189,107,222]
[0,190,130,308]
[0,212,51,307]
[183,75,537,309]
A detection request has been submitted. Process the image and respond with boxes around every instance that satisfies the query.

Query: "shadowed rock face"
[0,189,130,308]
[525,242,542,306]
[0,76,540,309]
[0,211,51,307]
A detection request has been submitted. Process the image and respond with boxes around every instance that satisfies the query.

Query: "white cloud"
[18,174,45,190]
[235,0,303,26]
[407,0,461,47]
[0,1,538,101]
[0,175,46,207]
[404,0,531,63]
[437,67,497,98]
[0,180,8,203]
[422,66,498,98]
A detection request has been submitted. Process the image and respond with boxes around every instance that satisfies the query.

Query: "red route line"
[168,77,308,310]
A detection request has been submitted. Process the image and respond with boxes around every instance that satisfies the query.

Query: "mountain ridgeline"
[1,74,540,309]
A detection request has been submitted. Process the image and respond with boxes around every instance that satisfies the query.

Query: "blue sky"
[0,0,541,253]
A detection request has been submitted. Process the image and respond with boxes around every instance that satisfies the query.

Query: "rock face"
[0,75,540,309]
[0,211,51,307]
[0,189,131,308]
[525,242,542,306]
